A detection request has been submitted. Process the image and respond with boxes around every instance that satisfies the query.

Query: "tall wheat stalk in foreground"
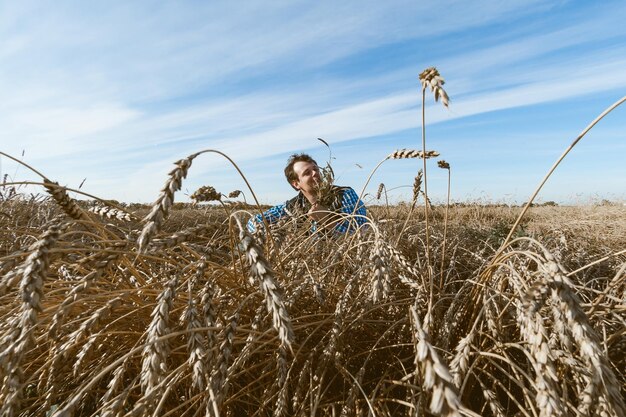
[437,160,451,290]
[418,67,449,265]
[418,66,449,327]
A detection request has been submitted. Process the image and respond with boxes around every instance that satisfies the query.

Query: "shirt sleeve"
[246,203,289,233]
[335,187,368,233]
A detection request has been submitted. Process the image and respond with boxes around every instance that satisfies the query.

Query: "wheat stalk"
[275,345,290,417]
[43,180,90,221]
[339,366,366,417]
[370,238,390,303]
[0,220,64,417]
[181,278,208,391]
[387,149,440,160]
[207,309,239,417]
[100,383,132,417]
[150,223,220,249]
[88,204,134,221]
[320,272,358,367]
[519,279,567,417]
[481,385,506,417]
[138,153,198,252]
[227,304,266,382]
[419,67,450,108]
[449,331,475,389]
[417,66,449,333]
[543,258,625,417]
[410,306,462,417]
[191,185,222,203]
[0,264,24,296]
[235,217,294,351]
[49,242,125,339]
[376,183,384,200]
[437,160,451,291]
[100,357,131,408]
[396,169,424,245]
[200,270,218,368]
[70,297,123,376]
[140,275,178,396]
[498,95,626,253]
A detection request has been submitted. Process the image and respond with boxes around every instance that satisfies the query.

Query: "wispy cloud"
[1,0,625,203]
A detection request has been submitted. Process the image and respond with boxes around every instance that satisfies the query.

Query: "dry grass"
[0,187,624,416]
[0,88,624,416]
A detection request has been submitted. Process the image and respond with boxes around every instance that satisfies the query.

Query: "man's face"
[291,161,320,196]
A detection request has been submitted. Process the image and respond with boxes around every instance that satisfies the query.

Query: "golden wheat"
[0,115,625,417]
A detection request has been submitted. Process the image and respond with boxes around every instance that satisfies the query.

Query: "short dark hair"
[284,153,318,189]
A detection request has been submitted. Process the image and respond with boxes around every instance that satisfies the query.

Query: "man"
[247,153,367,234]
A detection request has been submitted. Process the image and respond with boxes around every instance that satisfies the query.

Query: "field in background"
[1,194,624,417]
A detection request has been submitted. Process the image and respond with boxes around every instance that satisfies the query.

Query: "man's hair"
[284,153,318,189]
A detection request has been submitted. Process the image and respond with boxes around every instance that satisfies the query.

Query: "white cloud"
[0,0,555,101]
[1,0,625,204]
[0,103,140,159]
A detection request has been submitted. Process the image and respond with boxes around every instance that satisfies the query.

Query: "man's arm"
[335,187,368,233]
[247,203,289,233]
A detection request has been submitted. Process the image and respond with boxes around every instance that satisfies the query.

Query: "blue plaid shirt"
[247,186,367,234]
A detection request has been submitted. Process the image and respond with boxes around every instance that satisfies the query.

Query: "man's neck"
[299,189,317,205]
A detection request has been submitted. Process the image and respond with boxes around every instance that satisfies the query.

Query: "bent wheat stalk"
[500,95,626,251]
[355,149,437,219]
[137,149,269,252]
[138,154,198,252]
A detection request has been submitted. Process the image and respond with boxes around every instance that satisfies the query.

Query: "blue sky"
[1,0,625,205]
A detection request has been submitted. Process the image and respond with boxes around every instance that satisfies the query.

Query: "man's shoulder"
[329,186,361,211]
[331,185,353,193]
[331,185,357,199]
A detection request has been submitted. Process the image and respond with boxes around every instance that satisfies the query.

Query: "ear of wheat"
[438,160,450,170]
[419,67,449,107]
[138,154,197,252]
[141,275,178,397]
[238,228,294,351]
[388,149,440,160]
[412,170,423,204]
[376,183,385,200]
[410,306,462,417]
[43,180,90,221]
[88,204,133,221]
[191,185,222,203]
[0,219,64,416]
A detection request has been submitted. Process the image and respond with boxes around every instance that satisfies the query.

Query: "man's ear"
[291,180,300,190]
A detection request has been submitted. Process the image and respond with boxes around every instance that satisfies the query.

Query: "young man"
[247,154,367,234]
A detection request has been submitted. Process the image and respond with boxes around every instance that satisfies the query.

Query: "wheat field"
[0,169,624,417]
[1,77,625,416]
